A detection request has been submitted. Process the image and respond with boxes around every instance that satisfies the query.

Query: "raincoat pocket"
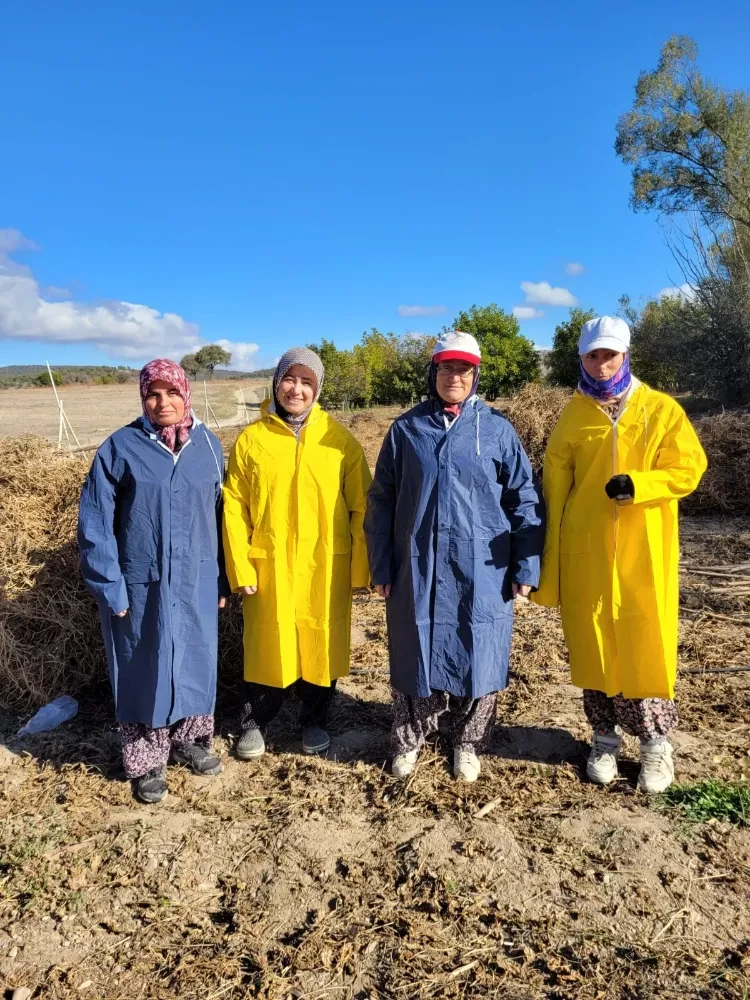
[121,561,161,584]
[247,531,270,560]
[560,528,590,555]
[332,532,352,555]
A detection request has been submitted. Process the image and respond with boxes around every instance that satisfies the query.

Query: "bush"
[33,370,62,387]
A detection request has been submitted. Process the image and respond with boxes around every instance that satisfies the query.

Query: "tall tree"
[194,344,232,379]
[615,35,750,236]
[547,308,596,388]
[391,334,436,404]
[452,304,539,400]
[180,353,200,380]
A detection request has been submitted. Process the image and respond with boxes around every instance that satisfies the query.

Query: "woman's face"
[278,364,316,414]
[144,379,186,426]
[435,361,476,404]
[581,350,626,382]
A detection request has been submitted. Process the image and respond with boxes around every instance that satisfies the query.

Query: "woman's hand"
[512,583,532,599]
[218,597,227,609]
[375,584,391,599]
[238,585,258,596]
[115,609,128,618]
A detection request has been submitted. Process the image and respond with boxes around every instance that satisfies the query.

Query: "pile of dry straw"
[1,386,747,711]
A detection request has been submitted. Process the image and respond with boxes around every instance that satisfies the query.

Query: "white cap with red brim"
[432,330,482,366]
[578,316,631,355]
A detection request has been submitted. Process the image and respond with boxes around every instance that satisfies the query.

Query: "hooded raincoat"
[78,416,227,728]
[222,400,372,689]
[365,398,544,699]
[532,383,707,699]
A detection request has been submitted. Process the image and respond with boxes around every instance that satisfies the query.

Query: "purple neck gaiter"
[578,354,631,401]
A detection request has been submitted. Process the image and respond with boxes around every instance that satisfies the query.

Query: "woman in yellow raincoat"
[223,347,372,758]
[533,316,706,793]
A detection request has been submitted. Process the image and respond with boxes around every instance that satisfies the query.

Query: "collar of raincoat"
[264,397,322,430]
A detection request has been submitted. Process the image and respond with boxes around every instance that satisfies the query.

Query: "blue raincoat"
[78,416,228,727]
[364,398,544,699]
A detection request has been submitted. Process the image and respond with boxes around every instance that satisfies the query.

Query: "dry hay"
[686,410,750,516]
[0,437,102,710]
[499,383,572,473]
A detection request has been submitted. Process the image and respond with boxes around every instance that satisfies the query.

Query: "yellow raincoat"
[533,381,706,699]
[223,401,372,689]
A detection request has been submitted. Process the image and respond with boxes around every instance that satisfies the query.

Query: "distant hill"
[0,364,137,377]
[0,363,274,389]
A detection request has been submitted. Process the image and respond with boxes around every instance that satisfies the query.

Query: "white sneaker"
[392,748,419,778]
[453,748,481,783]
[586,733,621,785]
[638,741,675,794]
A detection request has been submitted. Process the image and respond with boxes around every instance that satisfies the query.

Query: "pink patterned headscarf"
[139,359,193,452]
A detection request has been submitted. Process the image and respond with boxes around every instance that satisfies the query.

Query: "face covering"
[578,353,631,401]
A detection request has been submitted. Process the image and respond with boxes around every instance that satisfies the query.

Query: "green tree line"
[306,305,540,408]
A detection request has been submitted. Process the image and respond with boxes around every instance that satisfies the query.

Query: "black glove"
[605,474,635,501]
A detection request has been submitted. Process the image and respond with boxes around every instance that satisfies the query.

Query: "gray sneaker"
[135,765,168,804]
[236,727,266,760]
[171,742,223,776]
[302,726,331,755]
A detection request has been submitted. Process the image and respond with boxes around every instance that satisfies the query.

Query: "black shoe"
[135,765,168,804]
[171,742,223,776]
[302,725,331,755]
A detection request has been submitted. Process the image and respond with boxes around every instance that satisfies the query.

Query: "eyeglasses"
[436,364,475,378]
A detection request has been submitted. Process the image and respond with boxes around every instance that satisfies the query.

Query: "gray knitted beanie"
[273,347,325,404]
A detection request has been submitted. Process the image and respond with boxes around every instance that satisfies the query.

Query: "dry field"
[0,405,749,999]
[0,380,270,449]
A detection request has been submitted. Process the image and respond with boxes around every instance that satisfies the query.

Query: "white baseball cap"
[578,316,631,355]
[432,330,481,366]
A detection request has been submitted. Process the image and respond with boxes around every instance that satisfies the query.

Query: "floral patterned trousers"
[391,688,497,755]
[583,691,678,742]
[119,714,214,780]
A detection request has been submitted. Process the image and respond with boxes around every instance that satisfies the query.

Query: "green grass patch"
[658,780,749,826]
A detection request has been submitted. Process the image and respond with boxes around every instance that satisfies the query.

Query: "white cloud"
[0,228,256,366]
[520,281,578,307]
[565,262,585,276]
[0,228,39,253]
[658,282,697,302]
[43,285,73,299]
[513,306,544,320]
[215,338,260,371]
[397,304,447,317]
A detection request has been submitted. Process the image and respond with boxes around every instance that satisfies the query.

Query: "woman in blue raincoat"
[365,332,544,783]
[78,359,229,804]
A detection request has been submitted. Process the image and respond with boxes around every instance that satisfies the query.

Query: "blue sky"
[0,0,747,370]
